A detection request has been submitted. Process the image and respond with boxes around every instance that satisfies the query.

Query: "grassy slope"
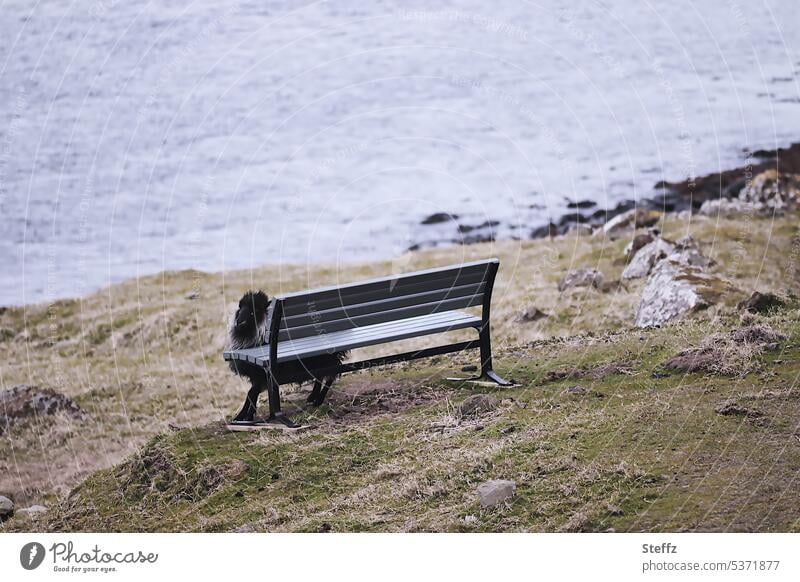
[1,212,799,531]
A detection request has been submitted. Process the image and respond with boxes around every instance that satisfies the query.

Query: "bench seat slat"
[277,292,483,341]
[223,310,481,365]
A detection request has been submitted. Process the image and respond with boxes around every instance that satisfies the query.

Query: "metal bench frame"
[223,258,511,427]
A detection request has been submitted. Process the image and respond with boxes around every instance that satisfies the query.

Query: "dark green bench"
[223,258,510,427]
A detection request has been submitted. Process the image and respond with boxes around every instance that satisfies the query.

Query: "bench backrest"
[270,259,499,343]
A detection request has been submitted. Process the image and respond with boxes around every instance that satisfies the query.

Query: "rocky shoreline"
[414,141,800,248]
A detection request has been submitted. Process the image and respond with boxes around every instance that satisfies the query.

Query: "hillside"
[1,210,799,532]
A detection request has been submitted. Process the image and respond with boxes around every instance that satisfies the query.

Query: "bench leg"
[446,325,513,386]
[266,377,300,429]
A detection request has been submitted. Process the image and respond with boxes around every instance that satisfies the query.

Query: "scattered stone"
[500,426,516,435]
[421,212,458,225]
[17,505,47,518]
[699,198,758,217]
[715,402,763,418]
[458,220,499,233]
[185,291,199,300]
[566,385,587,395]
[530,221,558,239]
[318,522,332,533]
[597,208,662,239]
[0,385,87,433]
[477,479,516,508]
[624,232,656,261]
[622,238,675,280]
[565,223,593,236]
[566,199,597,209]
[0,496,13,520]
[558,268,604,292]
[634,260,731,328]
[739,169,800,210]
[457,394,499,419]
[516,307,549,323]
[463,514,479,525]
[737,291,785,314]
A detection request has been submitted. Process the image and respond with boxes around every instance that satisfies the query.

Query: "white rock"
[463,515,479,525]
[477,479,516,508]
[635,260,729,328]
[622,239,675,280]
[17,505,47,518]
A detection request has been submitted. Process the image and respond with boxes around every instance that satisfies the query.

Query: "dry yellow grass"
[0,211,798,520]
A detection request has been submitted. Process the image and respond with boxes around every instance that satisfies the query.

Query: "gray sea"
[1,0,799,305]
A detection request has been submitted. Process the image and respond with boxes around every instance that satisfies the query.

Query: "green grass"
[14,311,798,533]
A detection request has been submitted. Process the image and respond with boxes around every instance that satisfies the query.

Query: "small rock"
[477,479,516,508]
[457,395,498,419]
[185,292,199,300]
[622,238,675,280]
[516,307,549,322]
[565,223,593,236]
[566,199,597,209]
[566,385,587,395]
[0,495,13,520]
[461,365,478,372]
[421,212,458,225]
[463,514,479,525]
[17,505,47,518]
[737,291,785,314]
[597,208,662,239]
[558,268,604,292]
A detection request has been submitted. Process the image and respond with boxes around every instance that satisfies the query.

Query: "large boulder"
[1,385,86,433]
[634,260,732,328]
[477,480,516,508]
[558,268,604,292]
[622,238,675,280]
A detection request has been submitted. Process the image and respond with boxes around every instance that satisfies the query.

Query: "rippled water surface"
[1,0,799,304]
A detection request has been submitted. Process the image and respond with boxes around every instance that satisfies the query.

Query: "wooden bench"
[223,258,511,427]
